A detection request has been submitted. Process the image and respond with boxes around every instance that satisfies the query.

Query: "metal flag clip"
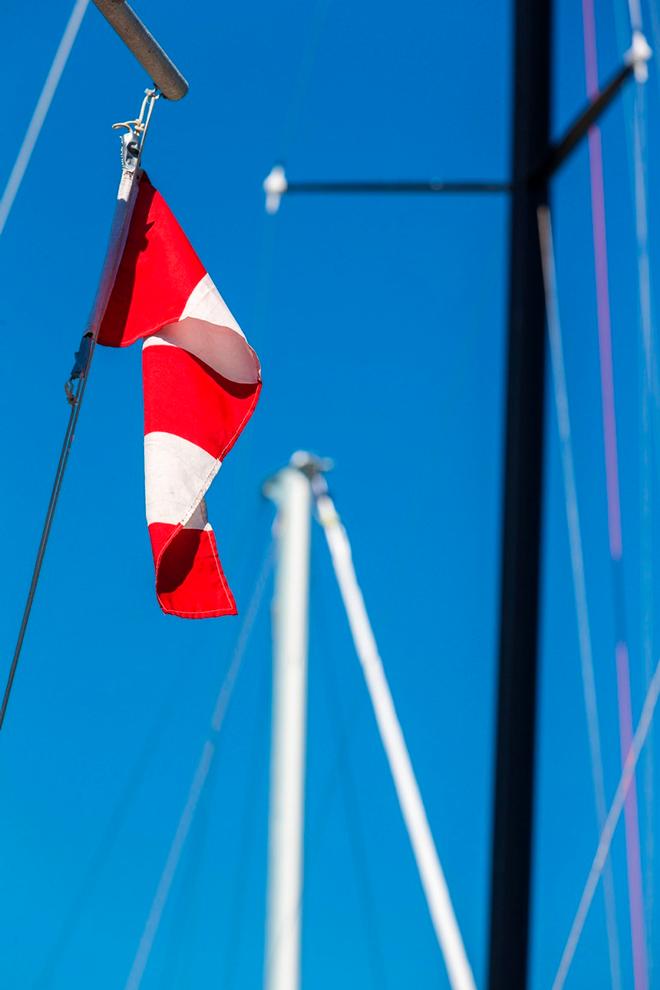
[64,331,94,405]
[112,87,160,172]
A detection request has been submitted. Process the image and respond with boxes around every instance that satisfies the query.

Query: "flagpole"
[0,92,156,731]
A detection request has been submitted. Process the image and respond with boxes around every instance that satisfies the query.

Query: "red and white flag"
[97,173,261,618]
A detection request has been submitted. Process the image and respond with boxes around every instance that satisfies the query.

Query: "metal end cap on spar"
[625,30,652,83]
[263,165,288,214]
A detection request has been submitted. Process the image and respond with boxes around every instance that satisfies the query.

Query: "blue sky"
[0,0,658,987]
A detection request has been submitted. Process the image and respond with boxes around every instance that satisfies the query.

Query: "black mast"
[487,1,551,987]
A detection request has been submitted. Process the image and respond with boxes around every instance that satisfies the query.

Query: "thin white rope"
[627,0,643,33]
[552,654,660,990]
[581,3,650,983]
[632,78,657,975]
[0,0,89,237]
[538,206,622,990]
[616,0,657,964]
[313,481,476,990]
[630,87,657,396]
[640,323,656,979]
[649,0,660,105]
[279,0,333,159]
[123,546,273,990]
[124,740,214,990]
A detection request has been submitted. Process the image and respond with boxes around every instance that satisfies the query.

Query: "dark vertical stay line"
[488,1,552,988]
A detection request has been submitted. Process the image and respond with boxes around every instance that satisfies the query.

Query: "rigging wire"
[31,494,271,986]
[538,205,622,990]
[165,622,271,989]
[552,653,660,990]
[614,0,657,967]
[277,0,334,161]
[222,656,271,990]
[0,350,90,730]
[580,2,648,985]
[161,744,219,989]
[31,511,266,986]
[260,645,374,986]
[649,0,660,105]
[260,555,370,982]
[640,315,656,985]
[122,542,273,990]
[0,90,158,732]
[30,663,184,989]
[0,0,89,237]
[629,0,643,32]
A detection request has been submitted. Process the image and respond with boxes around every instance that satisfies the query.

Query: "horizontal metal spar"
[287,180,512,193]
[92,0,188,100]
[263,166,511,212]
[542,30,651,178]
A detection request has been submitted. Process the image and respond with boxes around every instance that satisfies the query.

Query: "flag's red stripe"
[98,174,205,348]
[148,522,236,618]
[143,341,261,460]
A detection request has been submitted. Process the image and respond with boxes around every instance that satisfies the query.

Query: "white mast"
[263,453,316,990]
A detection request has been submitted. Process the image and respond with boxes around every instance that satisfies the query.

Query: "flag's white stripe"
[143,318,259,385]
[0,0,89,237]
[144,431,220,527]
[142,336,177,350]
[181,274,245,338]
[140,274,260,384]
